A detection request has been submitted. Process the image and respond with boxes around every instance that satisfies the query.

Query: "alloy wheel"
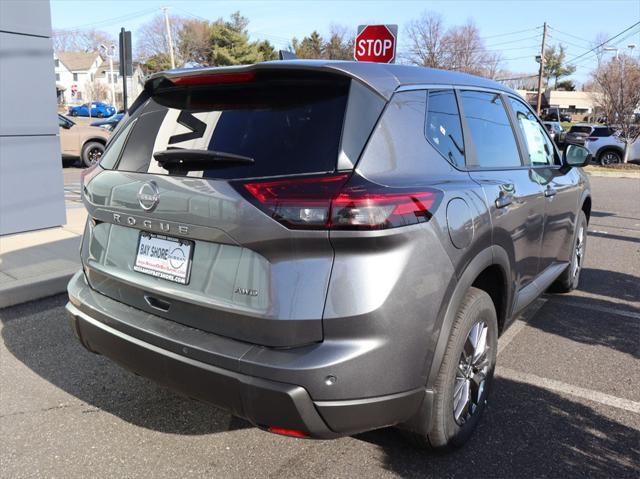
[572,225,585,280]
[453,321,490,425]
[88,148,103,164]
[600,152,621,165]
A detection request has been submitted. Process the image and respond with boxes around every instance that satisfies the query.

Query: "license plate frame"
[133,232,194,285]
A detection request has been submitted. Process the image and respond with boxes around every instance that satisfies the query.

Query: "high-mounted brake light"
[170,72,256,86]
[238,174,442,230]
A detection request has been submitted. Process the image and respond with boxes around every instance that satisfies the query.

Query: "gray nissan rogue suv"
[66,61,592,449]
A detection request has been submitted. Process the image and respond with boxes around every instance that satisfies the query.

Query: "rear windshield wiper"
[153,148,254,173]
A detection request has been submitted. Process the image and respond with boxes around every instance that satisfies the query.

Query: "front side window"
[509,97,556,166]
[425,90,465,167]
[73,73,78,81]
[460,90,521,168]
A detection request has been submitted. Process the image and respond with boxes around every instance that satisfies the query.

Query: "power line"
[54,7,158,33]
[547,27,592,46]
[480,26,543,41]
[564,21,640,65]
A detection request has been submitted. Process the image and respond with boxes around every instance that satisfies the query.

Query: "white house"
[54,51,103,105]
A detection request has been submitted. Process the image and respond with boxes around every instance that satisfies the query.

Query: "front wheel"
[410,287,498,450]
[81,141,104,167]
[70,110,78,117]
[599,150,622,166]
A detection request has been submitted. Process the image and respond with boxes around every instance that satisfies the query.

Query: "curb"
[0,270,76,309]
[585,171,640,179]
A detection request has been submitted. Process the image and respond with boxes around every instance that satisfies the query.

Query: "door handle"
[495,192,513,209]
[544,186,557,198]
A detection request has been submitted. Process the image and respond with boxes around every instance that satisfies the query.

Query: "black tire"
[549,210,587,293]
[96,111,104,118]
[70,110,78,117]
[599,149,622,166]
[81,141,105,167]
[410,287,498,450]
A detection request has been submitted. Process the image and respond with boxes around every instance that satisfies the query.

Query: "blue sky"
[51,0,640,84]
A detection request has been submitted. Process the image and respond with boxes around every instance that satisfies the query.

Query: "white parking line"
[550,299,640,320]
[497,367,640,414]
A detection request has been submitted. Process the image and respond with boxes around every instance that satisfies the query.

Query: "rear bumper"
[66,271,428,438]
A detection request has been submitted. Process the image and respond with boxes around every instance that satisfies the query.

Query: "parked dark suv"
[66,61,592,449]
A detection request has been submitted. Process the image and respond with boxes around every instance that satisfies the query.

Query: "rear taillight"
[586,137,599,142]
[238,174,441,230]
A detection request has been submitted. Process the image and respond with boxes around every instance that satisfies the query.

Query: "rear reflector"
[80,163,103,194]
[238,174,441,230]
[267,427,309,438]
[170,72,256,86]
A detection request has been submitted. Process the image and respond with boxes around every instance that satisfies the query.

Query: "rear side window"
[460,91,521,168]
[108,79,350,179]
[425,90,465,167]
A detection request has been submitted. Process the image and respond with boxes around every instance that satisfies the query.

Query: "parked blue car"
[68,102,116,118]
[90,113,124,131]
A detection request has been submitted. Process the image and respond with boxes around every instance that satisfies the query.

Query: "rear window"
[569,126,593,134]
[106,77,350,180]
[591,127,614,137]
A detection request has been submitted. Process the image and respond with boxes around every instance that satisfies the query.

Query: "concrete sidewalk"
[0,206,86,308]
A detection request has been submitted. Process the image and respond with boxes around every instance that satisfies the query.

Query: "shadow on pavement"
[357,377,640,478]
[531,294,640,359]
[576,267,640,303]
[0,294,250,435]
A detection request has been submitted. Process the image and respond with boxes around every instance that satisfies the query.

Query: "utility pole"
[162,7,176,69]
[536,22,548,115]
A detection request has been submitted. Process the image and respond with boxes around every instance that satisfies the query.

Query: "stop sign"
[354,24,397,63]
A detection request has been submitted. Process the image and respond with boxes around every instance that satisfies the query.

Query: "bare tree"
[54,29,115,54]
[324,25,355,60]
[405,14,501,78]
[177,19,212,66]
[405,11,447,68]
[591,55,640,161]
[84,79,110,104]
[136,13,185,64]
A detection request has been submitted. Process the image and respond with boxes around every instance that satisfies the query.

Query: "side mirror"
[563,143,592,168]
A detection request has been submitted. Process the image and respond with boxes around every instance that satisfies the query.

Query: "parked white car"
[584,127,640,165]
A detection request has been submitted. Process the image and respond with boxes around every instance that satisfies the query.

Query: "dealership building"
[0,1,65,235]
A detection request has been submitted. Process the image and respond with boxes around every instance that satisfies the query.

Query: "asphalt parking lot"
[1,175,638,478]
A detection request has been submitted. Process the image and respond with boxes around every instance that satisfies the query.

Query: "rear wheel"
[411,287,498,450]
[550,210,587,293]
[81,141,104,167]
[96,111,104,118]
[71,110,78,117]
[599,150,622,166]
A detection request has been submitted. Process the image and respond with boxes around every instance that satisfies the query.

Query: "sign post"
[354,25,398,63]
[119,28,132,111]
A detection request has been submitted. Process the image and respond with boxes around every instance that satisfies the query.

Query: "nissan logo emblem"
[137,181,160,211]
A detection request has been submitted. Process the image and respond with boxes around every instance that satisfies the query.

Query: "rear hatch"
[81,68,384,347]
